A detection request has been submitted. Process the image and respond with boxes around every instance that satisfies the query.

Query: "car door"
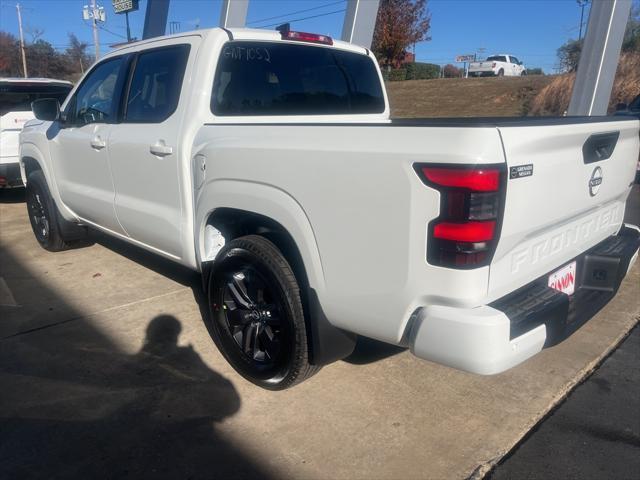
[107,41,194,258]
[51,56,127,233]
[507,56,516,76]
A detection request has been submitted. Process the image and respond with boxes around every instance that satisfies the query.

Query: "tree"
[442,64,462,78]
[525,67,544,76]
[0,31,22,76]
[26,39,75,78]
[557,1,639,73]
[622,1,640,51]
[65,33,91,74]
[372,0,431,69]
[557,38,582,72]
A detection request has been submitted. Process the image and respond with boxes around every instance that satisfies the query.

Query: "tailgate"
[489,117,639,299]
[470,62,492,70]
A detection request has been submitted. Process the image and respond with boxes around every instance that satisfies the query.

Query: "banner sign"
[455,54,476,63]
[112,0,139,14]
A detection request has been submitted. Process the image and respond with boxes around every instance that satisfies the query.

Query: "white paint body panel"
[18,28,640,375]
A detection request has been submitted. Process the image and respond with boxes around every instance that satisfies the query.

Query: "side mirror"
[31,98,60,121]
[615,102,628,112]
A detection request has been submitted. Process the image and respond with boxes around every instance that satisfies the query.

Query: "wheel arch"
[196,180,356,365]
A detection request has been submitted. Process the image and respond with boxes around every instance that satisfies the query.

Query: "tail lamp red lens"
[282,30,333,45]
[416,164,505,269]
[433,221,496,242]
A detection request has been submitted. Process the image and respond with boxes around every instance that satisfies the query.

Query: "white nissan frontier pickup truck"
[20,27,640,389]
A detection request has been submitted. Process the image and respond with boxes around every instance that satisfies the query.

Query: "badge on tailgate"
[548,261,577,296]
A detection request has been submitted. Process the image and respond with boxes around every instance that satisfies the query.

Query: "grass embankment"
[529,52,640,115]
[386,75,554,118]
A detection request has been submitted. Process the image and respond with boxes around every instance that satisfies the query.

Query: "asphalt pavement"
[489,324,640,480]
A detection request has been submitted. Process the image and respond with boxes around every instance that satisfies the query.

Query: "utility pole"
[16,3,28,78]
[577,0,589,41]
[83,1,105,60]
[91,0,100,60]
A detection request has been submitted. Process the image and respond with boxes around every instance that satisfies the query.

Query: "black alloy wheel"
[221,266,286,367]
[27,188,50,243]
[207,235,319,390]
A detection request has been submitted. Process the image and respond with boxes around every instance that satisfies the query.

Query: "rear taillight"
[415,164,505,269]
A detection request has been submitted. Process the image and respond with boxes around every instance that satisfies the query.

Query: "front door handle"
[90,137,106,150]
[150,142,173,157]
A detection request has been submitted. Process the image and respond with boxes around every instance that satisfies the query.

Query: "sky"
[0,0,595,73]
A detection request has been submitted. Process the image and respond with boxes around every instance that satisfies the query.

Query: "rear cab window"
[211,41,385,116]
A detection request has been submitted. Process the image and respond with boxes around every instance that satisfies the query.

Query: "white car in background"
[0,78,72,188]
[469,54,526,77]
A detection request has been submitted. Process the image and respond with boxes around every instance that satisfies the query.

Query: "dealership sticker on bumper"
[548,261,577,296]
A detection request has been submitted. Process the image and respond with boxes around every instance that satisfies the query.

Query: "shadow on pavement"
[344,336,406,364]
[94,233,407,366]
[0,248,272,479]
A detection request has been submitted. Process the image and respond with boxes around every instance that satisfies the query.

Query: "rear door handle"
[150,143,173,157]
[90,137,106,150]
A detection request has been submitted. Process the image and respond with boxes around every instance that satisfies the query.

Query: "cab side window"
[70,57,124,126]
[124,45,190,123]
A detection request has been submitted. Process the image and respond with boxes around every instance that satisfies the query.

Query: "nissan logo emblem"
[589,166,603,197]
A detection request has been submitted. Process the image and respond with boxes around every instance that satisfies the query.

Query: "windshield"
[0,83,72,116]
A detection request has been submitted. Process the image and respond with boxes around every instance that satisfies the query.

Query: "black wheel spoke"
[219,262,289,368]
[227,274,252,309]
[225,307,251,326]
[242,324,254,356]
[259,327,279,360]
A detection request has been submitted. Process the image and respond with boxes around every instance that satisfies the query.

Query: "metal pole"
[341,0,380,47]
[92,0,100,60]
[219,0,249,28]
[568,0,632,115]
[125,11,132,42]
[578,2,585,41]
[16,3,28,78]
[143,0,170,39]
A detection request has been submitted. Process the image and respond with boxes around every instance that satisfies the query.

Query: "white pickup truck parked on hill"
[19,27,640,389]
[469,54,526,77]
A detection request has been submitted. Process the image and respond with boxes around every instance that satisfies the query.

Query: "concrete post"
[568,0,632,116]
[341,0,380,48]
[220,0,249,28]
[142,0,170,40]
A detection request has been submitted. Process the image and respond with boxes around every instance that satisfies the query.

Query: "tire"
[207,235,320,390]
[521,70,527,76]
[497,69,504,77]
[25,170,87,251]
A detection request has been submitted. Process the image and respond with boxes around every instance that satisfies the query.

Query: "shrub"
[385,68,407,81]
[526,68,544,76]
[406,62,440,80]
[443,64,462,78]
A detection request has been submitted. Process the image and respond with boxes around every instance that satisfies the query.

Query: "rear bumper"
[469,70,496,77]
[0,161,23,188]
[409,225,640,374]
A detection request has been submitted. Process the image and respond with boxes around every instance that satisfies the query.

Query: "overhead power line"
[247,0,345,26]
[99,25,127,39]
[255,8,346,29]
